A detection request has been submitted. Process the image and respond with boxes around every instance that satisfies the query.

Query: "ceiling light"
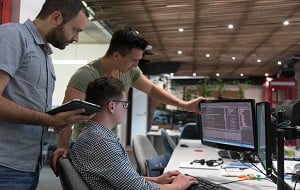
[192,73,197,77]
[216,73,220,77]
[232,56,236,60]
[277,61,282,65]
[178,28,184,32]
[177,50,182,54]
[240,73,244,77]
[166,4,189,8]
[145,45,152,51]
[283,20,289,26]
[265,73,269,77]
[170,73,174,76]
[205,53,210,58]
[257,59,261,63]
[228,24,234,29]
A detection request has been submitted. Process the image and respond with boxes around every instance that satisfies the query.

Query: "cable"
[276,120,291,129]
[218,177,270,185]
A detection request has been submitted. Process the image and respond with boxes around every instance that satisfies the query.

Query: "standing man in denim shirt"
[0,0,94,189]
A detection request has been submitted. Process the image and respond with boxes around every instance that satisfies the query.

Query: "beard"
[46,26,72,50]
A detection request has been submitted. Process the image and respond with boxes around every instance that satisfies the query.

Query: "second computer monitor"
[198,99,257,152]
[256,101,274,176]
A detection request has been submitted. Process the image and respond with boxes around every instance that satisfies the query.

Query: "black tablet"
[47,99,102,115]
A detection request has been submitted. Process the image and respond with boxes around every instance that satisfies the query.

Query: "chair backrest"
[132,135,159,176]
[57,157,89,190]
[179,122,200,139]
[160,128,176,162]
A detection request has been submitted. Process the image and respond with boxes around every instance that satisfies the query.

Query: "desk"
[165,139,299,190]
[147,129,180,143]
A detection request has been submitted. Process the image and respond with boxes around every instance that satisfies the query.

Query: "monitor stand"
[218,150,240,160]
[276,127,295,190]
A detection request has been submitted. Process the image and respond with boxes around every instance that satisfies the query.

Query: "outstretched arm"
[132,75,205,113]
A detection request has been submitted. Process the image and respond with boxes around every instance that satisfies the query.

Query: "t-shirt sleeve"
[131,67,142,82]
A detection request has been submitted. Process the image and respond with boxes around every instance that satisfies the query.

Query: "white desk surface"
[147,129,180,137]
[165,139,299,190]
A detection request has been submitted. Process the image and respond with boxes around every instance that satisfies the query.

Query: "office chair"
[132,135,165,177]
[57,157,89,190]
[179,122,200,140]
[160,128,176,162]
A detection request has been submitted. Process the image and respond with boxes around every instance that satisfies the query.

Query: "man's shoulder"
[0,22,25,35]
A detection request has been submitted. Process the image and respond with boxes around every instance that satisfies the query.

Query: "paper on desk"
[221,161,254,169]
[179,162,221,170]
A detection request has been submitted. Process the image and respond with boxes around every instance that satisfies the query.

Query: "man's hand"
[156,170,180,184]
[49,109,95,132]
[182,96,206,114]
[49,148,69,176]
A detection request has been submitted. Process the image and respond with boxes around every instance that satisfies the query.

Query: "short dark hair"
[105,28,148,57]
[85,77,125,107]
[36,0,89,25]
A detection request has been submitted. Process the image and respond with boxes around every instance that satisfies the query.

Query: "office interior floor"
[37,146,137,190]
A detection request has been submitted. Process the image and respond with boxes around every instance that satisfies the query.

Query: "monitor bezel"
[198,99,257,152]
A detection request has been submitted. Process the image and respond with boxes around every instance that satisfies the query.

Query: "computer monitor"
[172,110,197,125]
[198,99,257,152]
[256,102,274,176]
[153,109,171,125]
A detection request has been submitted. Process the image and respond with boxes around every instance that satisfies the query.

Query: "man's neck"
[92,116,115,130]
[99,57,120,78]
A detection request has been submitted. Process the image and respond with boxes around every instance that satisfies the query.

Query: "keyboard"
[188,176,231,190]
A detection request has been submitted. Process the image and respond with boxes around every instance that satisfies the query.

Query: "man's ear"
[107,101,115,113]
[51,11,63,26]
[112,51,120,62]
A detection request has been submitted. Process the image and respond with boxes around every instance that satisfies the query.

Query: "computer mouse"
[180,144,189,147]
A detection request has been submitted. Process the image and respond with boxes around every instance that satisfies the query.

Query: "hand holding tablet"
[47,99,102,115]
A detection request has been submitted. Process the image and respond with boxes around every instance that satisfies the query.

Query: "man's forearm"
[57,126,72,149]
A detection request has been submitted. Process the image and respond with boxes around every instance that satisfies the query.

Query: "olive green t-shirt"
[68,59,142,141]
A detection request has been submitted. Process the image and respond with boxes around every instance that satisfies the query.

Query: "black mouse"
[180,144,189,147]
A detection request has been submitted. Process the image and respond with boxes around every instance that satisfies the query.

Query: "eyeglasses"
[112,100,130,109]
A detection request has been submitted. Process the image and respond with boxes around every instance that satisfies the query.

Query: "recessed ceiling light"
[265,73,269,77]
[170,73,174,76]
[216,73,220,77]
[166,4,189,8]
[277,61,282,65]
[178,28,184,32]
[240,73,244,77]
[257,59,261,63]
[177,50,182,54]
[228,24,234,29]
[192,73,197,77]
[232,56,236,60]
[205,53,210,58]
[145,45,152,51]
[283,20,289,26]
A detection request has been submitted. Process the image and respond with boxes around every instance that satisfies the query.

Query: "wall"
[19,0,44,22]
[51,44,109,105]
